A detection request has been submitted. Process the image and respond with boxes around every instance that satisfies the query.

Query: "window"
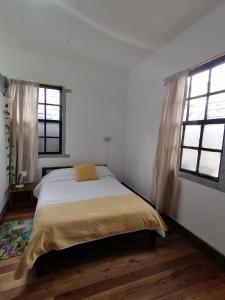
[38,85,62,155]
[180,57,225,189]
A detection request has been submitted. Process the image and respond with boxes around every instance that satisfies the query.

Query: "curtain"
[152,70,188,214]
[8,80,38,183]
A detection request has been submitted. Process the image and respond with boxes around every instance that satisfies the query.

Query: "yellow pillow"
[74,163,99,182]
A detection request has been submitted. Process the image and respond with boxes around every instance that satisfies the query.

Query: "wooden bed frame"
[35,165,158,276]
[42,164,107,177]
[36,230,157,276]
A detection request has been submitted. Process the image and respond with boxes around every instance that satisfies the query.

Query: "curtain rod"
[9,77,66,88]
[188,50,225,71]
[163,50,225,84]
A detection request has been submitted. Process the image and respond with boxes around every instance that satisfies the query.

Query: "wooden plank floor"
[1,209,225,300]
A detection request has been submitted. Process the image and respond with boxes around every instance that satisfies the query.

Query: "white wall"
[0,46,128,182]
[124,1,225,255]
[0,89,8,213]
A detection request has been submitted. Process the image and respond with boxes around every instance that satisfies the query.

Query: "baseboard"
[121,182,225,269]
[163,214,225,269]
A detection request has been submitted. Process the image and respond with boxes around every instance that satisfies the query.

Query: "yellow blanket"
[14,193,166,279]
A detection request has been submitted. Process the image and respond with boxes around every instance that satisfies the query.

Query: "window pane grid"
[40,103,62,107]
[38,85,62,154]
[186,76,192,121]
[182,146,222,153]
[184,88,225,101]
[180,62,225,181]
[44,87,46,152]
[195,125,203,174]
[181,126,224,181]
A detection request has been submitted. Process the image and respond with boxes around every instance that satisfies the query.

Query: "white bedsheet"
[34,167,165,237]
[34,167,131,211]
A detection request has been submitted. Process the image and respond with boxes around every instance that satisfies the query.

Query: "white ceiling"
[0,0,224,69]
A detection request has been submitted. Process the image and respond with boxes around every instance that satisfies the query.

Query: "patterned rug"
[0,219,33,260]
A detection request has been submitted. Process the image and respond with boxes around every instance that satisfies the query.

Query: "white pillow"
[43,168,74,181]
[34,166,116,199]
[34,168,74,198]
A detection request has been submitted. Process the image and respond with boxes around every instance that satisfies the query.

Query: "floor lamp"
[103,136,113,166]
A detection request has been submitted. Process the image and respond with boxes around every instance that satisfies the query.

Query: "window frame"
[38,84,64,157]
[179,55,225,192]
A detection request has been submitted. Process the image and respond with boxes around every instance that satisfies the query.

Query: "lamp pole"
[103,136,113,166]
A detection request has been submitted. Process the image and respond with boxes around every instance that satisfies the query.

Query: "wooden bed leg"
[148,232,157,250]
[36,256,48,277]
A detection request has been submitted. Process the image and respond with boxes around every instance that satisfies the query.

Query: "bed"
[14,165,167,279]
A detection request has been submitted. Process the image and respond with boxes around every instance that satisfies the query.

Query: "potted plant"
[3,100,15,185]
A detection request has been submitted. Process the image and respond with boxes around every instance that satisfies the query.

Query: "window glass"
[46,105,60,120]
[188,97,206,121]
[210,63,225,93]
[183,125,201,147]
[46,89,60,105]
[190,70,209,97]
[207,93,225,119]
[46,123,60,137]
[38,138,45,153]
[186,77,190,97]
[199,151,221,178]
[39,88,45,103]
[46,138,59,153]
[38,122,44,136]
[202,124,224,150]
[183,101,188,121]
[38,104,45,119]
[181,149,198,171]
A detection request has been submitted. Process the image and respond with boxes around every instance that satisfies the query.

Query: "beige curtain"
[8,80,38,183]
[152,70,188,214]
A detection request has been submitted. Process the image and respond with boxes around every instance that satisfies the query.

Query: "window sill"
[38,154,70,159]
[179,170,225,193]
